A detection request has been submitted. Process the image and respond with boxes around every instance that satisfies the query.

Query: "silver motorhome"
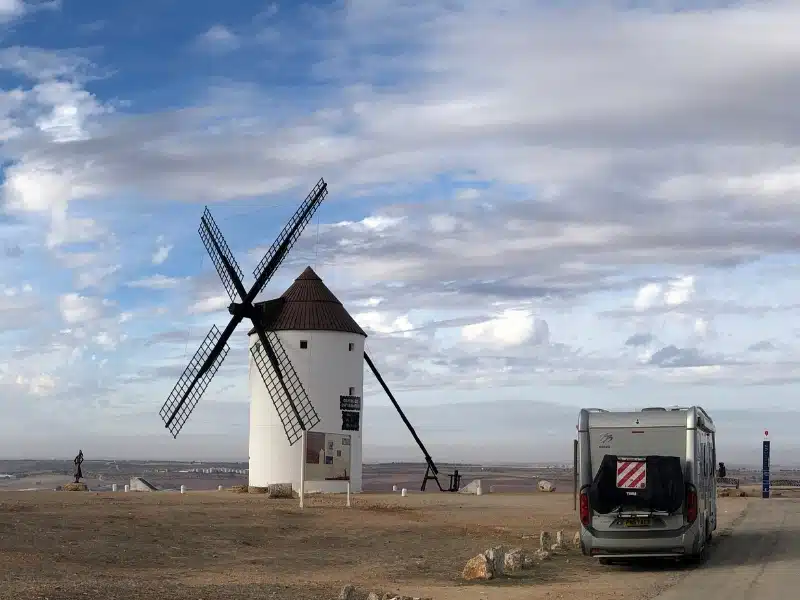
[577,406,717,563]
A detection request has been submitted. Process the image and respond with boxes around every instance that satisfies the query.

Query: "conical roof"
[247,266,367,337]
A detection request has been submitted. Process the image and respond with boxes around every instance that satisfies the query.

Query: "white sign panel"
[304,431,352,481]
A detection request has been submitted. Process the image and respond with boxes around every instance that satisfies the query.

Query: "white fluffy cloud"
[58,292,102,324]
[462,309,549,348]
[152,236,172,265]
[634,276,696,312]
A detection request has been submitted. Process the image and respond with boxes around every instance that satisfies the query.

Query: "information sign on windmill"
[159,178,461,495]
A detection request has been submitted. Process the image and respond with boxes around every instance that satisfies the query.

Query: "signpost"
[762,430,770,499]
[300,430,353,509]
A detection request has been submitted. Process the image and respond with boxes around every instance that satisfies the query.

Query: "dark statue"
[73,449,84,483]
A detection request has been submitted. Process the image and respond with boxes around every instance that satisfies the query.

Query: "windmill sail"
[251,178,328,298]
[250,331,320,445]
[160,325,231,438]
[159,178,328,442]
[199,207,246,303]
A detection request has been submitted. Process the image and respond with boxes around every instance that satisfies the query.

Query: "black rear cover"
[647,455,684,513]
[589,454,685,514]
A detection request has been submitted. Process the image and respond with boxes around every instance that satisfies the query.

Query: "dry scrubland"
[0,490,750,600]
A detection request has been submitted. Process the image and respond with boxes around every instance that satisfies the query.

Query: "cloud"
[188,295,229,315]
[152,236,172,265]
[648,345,723,369]
[625,332,656,347]
[0,0,33,23]
[634,277,696,312]
[462,309,549,347]
[126,274,187,290]
[196,25,241,53]
[58,292,102,324]
[749,340,778,353]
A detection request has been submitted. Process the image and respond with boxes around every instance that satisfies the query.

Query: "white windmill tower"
[247,266,367,493]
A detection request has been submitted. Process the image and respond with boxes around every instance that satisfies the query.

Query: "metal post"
[300,429,307,509]
[762,433,771,499]
[346,481,351,508]
[573,438,579,511]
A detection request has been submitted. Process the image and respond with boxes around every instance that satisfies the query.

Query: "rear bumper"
[580,523,702,558]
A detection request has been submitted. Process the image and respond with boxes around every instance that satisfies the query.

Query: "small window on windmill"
[348,387,355,396]
[300,340,308,349]
[348,342,354,351]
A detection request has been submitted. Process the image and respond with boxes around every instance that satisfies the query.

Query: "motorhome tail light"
[580,490,591,526]
[685,484,698,524]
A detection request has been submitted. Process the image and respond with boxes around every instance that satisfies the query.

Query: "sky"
[1,0,800,467]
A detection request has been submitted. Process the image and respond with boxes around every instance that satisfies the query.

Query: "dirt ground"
[0,490,751,600]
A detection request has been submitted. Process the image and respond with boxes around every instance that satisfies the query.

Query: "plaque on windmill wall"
[342,410,360,431]
[340,395,361,411]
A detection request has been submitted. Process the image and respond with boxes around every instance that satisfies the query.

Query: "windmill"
[159,178,461,493]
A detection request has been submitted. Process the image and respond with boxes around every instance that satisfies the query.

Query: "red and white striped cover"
[616,459,647,489]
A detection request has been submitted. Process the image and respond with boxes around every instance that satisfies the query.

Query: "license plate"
[622,517,651,527]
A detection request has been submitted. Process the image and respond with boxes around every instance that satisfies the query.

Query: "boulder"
[522,554,536,569]
[267,483,295,499]
[463,553,494,580]
[538,480,556,492]
[503,547,526,573]
[338,584,355,600]
[483,546,506,574]
[572,531,582,549]
[533,548,552,561]
[62,483,88,492]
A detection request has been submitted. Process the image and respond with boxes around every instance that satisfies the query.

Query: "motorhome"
[577,406,717,563]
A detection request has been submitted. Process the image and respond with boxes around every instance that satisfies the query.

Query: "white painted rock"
[458,479,483,494]
[538,480,556,492]
[338,584,355,600]
[551,530,567,552]
[573,530,582,548]
[539,531,552,550]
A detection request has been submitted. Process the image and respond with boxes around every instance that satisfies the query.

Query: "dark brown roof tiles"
[247,266,367,337]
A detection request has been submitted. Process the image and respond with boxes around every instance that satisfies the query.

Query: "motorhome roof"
[579,406,715,433]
